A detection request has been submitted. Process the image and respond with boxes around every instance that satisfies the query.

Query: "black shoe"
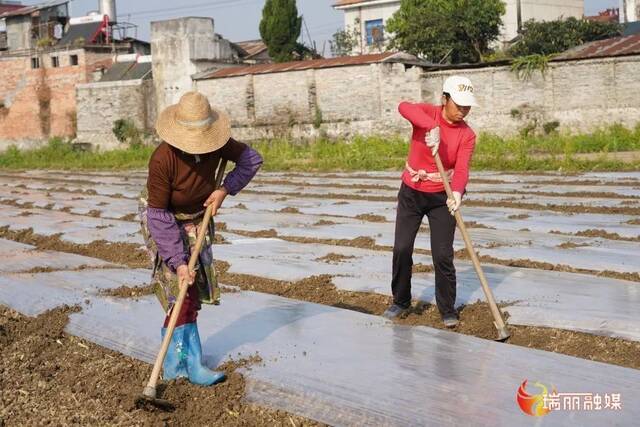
[383,304,411,320]
[442,314,459,328]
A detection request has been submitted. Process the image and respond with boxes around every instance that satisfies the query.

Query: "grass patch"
[254,135,408,171]
[0,138,154,170]
[1,125,639,172]
[254,124,640,172]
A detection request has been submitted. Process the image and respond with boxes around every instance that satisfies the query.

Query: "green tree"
[510,17,622,57]
[330,18,363,57]
[259,0,302,63]
[386,0,505,64]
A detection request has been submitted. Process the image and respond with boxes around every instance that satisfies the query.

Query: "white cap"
[443,76,478,107]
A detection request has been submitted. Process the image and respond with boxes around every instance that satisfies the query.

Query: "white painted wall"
[620,0,639,22]
[335,0,584,53]
[502,0,584,43]
[340,0,400,54]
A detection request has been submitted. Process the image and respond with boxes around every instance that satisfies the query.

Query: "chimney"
[99,0,116,23]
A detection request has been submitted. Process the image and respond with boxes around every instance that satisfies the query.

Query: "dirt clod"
[315,253,356,264]
[100,284,155,298]
[119,213,137,222]
[313,219,336,226]
[556,241,590,249]
[355,213,387,223]
[279,207,301,214]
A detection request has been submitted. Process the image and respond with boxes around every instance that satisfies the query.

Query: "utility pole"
[517,0,522,34]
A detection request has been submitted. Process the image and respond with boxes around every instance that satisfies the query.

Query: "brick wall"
[0,48,113,149]
[194,56,640,141]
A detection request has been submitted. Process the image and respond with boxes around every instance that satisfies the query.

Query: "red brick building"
[0,0,144,145]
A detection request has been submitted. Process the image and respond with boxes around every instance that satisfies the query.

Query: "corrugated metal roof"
[100,61,152,82]
[58,21,103,46]
[0,3,25,16]
[333,0,372,7]
[0,0,67,18]
[235,39,267,58]
[554,33,640,61]
[195,52,405,80]
[333,0,398,7]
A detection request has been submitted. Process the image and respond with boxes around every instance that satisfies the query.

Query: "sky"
[22,0,621,56]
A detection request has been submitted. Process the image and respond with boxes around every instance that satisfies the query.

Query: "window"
[70,54,78,66]
[31,57,40,69]
[51,56,59,68]
[365,19,384,45]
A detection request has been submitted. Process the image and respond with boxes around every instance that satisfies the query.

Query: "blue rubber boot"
[182,322,226,386]
[160,325,188,380]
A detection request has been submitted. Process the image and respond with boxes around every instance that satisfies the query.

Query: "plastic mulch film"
[0,268,150,316]
[66,291,640,426]
[0,206,143,245]
[216,210,639,274]
[213,237,640,341]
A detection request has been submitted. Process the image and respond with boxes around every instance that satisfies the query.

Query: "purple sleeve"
[222,146,263,196]
[146,207,188,272]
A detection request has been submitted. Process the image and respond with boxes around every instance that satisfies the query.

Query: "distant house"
[619,0,639,23]
[233,39,271,64]
[332,0,399,54]
[332,0,585,54]
[586,8,620,23]
[0,0,70,51]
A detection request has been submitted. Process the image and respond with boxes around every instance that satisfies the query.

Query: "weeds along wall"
[194,55,640,141]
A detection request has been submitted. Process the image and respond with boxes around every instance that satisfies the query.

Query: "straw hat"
[156,91,231,154]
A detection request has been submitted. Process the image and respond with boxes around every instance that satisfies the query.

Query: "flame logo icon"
[517,380,554,416]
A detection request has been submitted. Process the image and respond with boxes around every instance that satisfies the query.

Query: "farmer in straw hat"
[383,76,477,328]
[139,91,263,386]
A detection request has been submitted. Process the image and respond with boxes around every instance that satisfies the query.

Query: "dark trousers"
[391,183,457,316]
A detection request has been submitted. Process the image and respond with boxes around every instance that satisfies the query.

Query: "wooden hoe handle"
[433,153,510,340]
[143,159,228,397]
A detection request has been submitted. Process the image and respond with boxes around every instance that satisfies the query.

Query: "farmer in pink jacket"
[383,76,478,328]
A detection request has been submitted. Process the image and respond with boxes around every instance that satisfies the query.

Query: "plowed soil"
[0,306,322,426]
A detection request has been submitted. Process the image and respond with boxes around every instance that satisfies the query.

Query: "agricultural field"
[0,169,639,425]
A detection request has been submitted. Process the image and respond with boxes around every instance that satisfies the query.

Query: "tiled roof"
[194,52,408,80]
[554,33,640,61]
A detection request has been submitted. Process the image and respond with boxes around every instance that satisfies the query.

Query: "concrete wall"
[5,16,30,51]
[0,48,113,149]
[194,55,640,141]
[75,79,156,149]
[150,17,239,114]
